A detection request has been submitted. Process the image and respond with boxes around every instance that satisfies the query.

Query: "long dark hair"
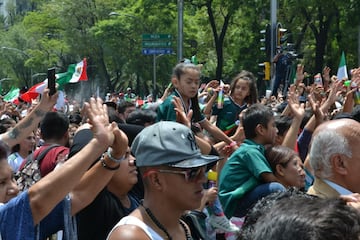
[230,70,258,104]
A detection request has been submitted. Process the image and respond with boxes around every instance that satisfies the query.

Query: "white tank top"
[106,216,163,240]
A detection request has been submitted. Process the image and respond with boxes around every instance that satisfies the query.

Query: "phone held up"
[47,67,56,96]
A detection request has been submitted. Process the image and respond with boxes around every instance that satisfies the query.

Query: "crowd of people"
[0,61,360,240]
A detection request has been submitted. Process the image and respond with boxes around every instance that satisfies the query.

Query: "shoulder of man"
[38,145,69,176]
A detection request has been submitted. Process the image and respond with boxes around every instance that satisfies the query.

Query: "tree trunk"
[206,0,231,80]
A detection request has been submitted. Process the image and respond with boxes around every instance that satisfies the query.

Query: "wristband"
[100,158,120,170]
[229,141,237,147]
[107,148,126,163]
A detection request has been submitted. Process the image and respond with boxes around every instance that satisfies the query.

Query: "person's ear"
[255,124,265,136]
[331,154,347,175]
[276,164,286,177]
[147,171,164,190]
[172,77,179,88]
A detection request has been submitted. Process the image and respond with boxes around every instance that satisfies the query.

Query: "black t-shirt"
[76,188,140,240]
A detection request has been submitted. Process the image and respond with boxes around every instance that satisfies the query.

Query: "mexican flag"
[3,87,20,102]
[56,58,88,86]
[20,80,48,102]
[336,51,348,81]
[20,59,88,102]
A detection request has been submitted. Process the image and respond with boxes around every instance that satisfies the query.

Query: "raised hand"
[326,80,343,106]
[38,88,59,112]
[322,66,331,83]
[295,64,305,86]
[351,67,360,87]
[110,127,128,158]
[287,85,305,120]
[83,97,114,148]
[172,96,193,128]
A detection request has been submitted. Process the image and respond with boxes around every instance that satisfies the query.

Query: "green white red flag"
[56,58,88,86]
[20,59,88,102]
[336,51,348,81]
[3,87,20,102]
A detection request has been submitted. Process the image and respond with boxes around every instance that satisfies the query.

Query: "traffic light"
[258,62,271,81]
[264,61,270,81]
[276,23,299,59]
[260,24,271,59]
[277,23,295,49]
[277,27,287,47]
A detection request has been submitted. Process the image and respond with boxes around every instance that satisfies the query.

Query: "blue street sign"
[142,48,173,55]
[142,41,172,47]
[142,34,172,40]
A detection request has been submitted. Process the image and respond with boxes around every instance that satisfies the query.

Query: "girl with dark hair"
[203,70,258,136]
[157,62,235,146]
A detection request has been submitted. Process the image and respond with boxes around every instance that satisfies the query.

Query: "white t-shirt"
[107,216,162,240]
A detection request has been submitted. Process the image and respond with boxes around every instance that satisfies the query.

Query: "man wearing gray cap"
[107,121,219,240]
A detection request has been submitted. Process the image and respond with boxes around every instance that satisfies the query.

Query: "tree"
[186,0,245,80]
[0,0,359,98]
[278,0,360,74]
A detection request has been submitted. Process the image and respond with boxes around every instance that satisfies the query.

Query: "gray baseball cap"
[131,121,219,168]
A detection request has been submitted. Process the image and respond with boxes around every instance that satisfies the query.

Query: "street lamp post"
[1,46,32,87]
[177,0,184,62]
[270,0,277,90]
[1,46,30,58]
[0,78,13,94]
[31,73,47,85]
[109,12,146,32]
[109,12,140,20]
[153,54,165,100]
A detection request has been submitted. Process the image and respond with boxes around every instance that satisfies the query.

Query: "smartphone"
[354,89,360,105]
[47,67,56,96]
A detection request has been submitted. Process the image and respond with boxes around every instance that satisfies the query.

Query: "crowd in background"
[0,61,360,240]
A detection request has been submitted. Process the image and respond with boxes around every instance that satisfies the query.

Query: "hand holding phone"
[47,67,56,96]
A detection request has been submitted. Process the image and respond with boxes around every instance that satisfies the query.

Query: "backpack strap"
[34,144,61,165]
[19,144,61,173]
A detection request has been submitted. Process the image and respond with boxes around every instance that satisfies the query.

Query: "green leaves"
[0,0,359,96]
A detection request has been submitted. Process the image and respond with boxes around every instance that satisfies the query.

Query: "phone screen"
[354,89,360,105]
[47,67,56,96]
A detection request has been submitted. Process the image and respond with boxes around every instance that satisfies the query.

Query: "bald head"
[309,119,360,190]
[313,118,360,142]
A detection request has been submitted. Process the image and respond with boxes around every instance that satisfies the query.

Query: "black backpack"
[15,144,60,191]
[181,210,208,240]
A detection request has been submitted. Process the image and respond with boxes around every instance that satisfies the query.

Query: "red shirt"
[35,145,69,177]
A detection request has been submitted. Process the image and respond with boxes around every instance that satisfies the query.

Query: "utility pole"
[177,0,183,62]
[270,0,277,90]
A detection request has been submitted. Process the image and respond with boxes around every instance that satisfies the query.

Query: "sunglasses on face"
[143,166,206,182]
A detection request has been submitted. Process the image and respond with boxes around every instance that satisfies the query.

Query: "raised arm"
[0,89,58,148]
[343,67,360,113]
[28,97,115,225]
[282,85,305,149]
[172,96,213,155]
[303,81,342,133]
[202,80,220,116]
[282,65,305,116]
[322,66,331,92]
[69,124,128,215]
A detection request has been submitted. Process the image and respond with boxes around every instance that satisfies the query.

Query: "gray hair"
[309,130,352,179]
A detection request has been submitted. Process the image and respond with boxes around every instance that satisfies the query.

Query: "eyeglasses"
[143,166,206,182]
[158,167,205,182]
